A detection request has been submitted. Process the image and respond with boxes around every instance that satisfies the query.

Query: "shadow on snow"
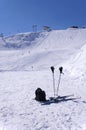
[41,95,80,105]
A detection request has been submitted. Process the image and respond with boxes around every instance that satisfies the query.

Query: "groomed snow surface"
[0,29,86,130]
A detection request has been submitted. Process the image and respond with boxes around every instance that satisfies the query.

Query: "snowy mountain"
[0,28,86,72]
[0,28,86,130]
[2,28,86,50]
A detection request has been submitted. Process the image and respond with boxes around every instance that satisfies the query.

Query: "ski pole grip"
[50,66,55,73]
[59,66,63,74]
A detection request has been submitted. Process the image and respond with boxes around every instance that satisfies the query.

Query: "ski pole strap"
[50,66,55,73]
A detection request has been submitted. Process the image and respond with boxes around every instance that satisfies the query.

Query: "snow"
[0,28,86,130]
[63,43,86,77]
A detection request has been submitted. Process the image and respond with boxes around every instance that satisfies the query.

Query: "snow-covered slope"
[0,28,86,130]
[0,28,86,72]
[3,28,86,50]
[64,43,86,77]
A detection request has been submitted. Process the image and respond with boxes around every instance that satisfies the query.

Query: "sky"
[0,0,86,36]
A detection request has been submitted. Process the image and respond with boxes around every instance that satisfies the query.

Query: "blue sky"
[0,0,86,35]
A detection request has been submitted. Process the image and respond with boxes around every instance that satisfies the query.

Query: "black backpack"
[35,88,46,101]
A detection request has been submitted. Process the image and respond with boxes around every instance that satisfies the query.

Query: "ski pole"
[57,67,63,97]
[50,66,55,97]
